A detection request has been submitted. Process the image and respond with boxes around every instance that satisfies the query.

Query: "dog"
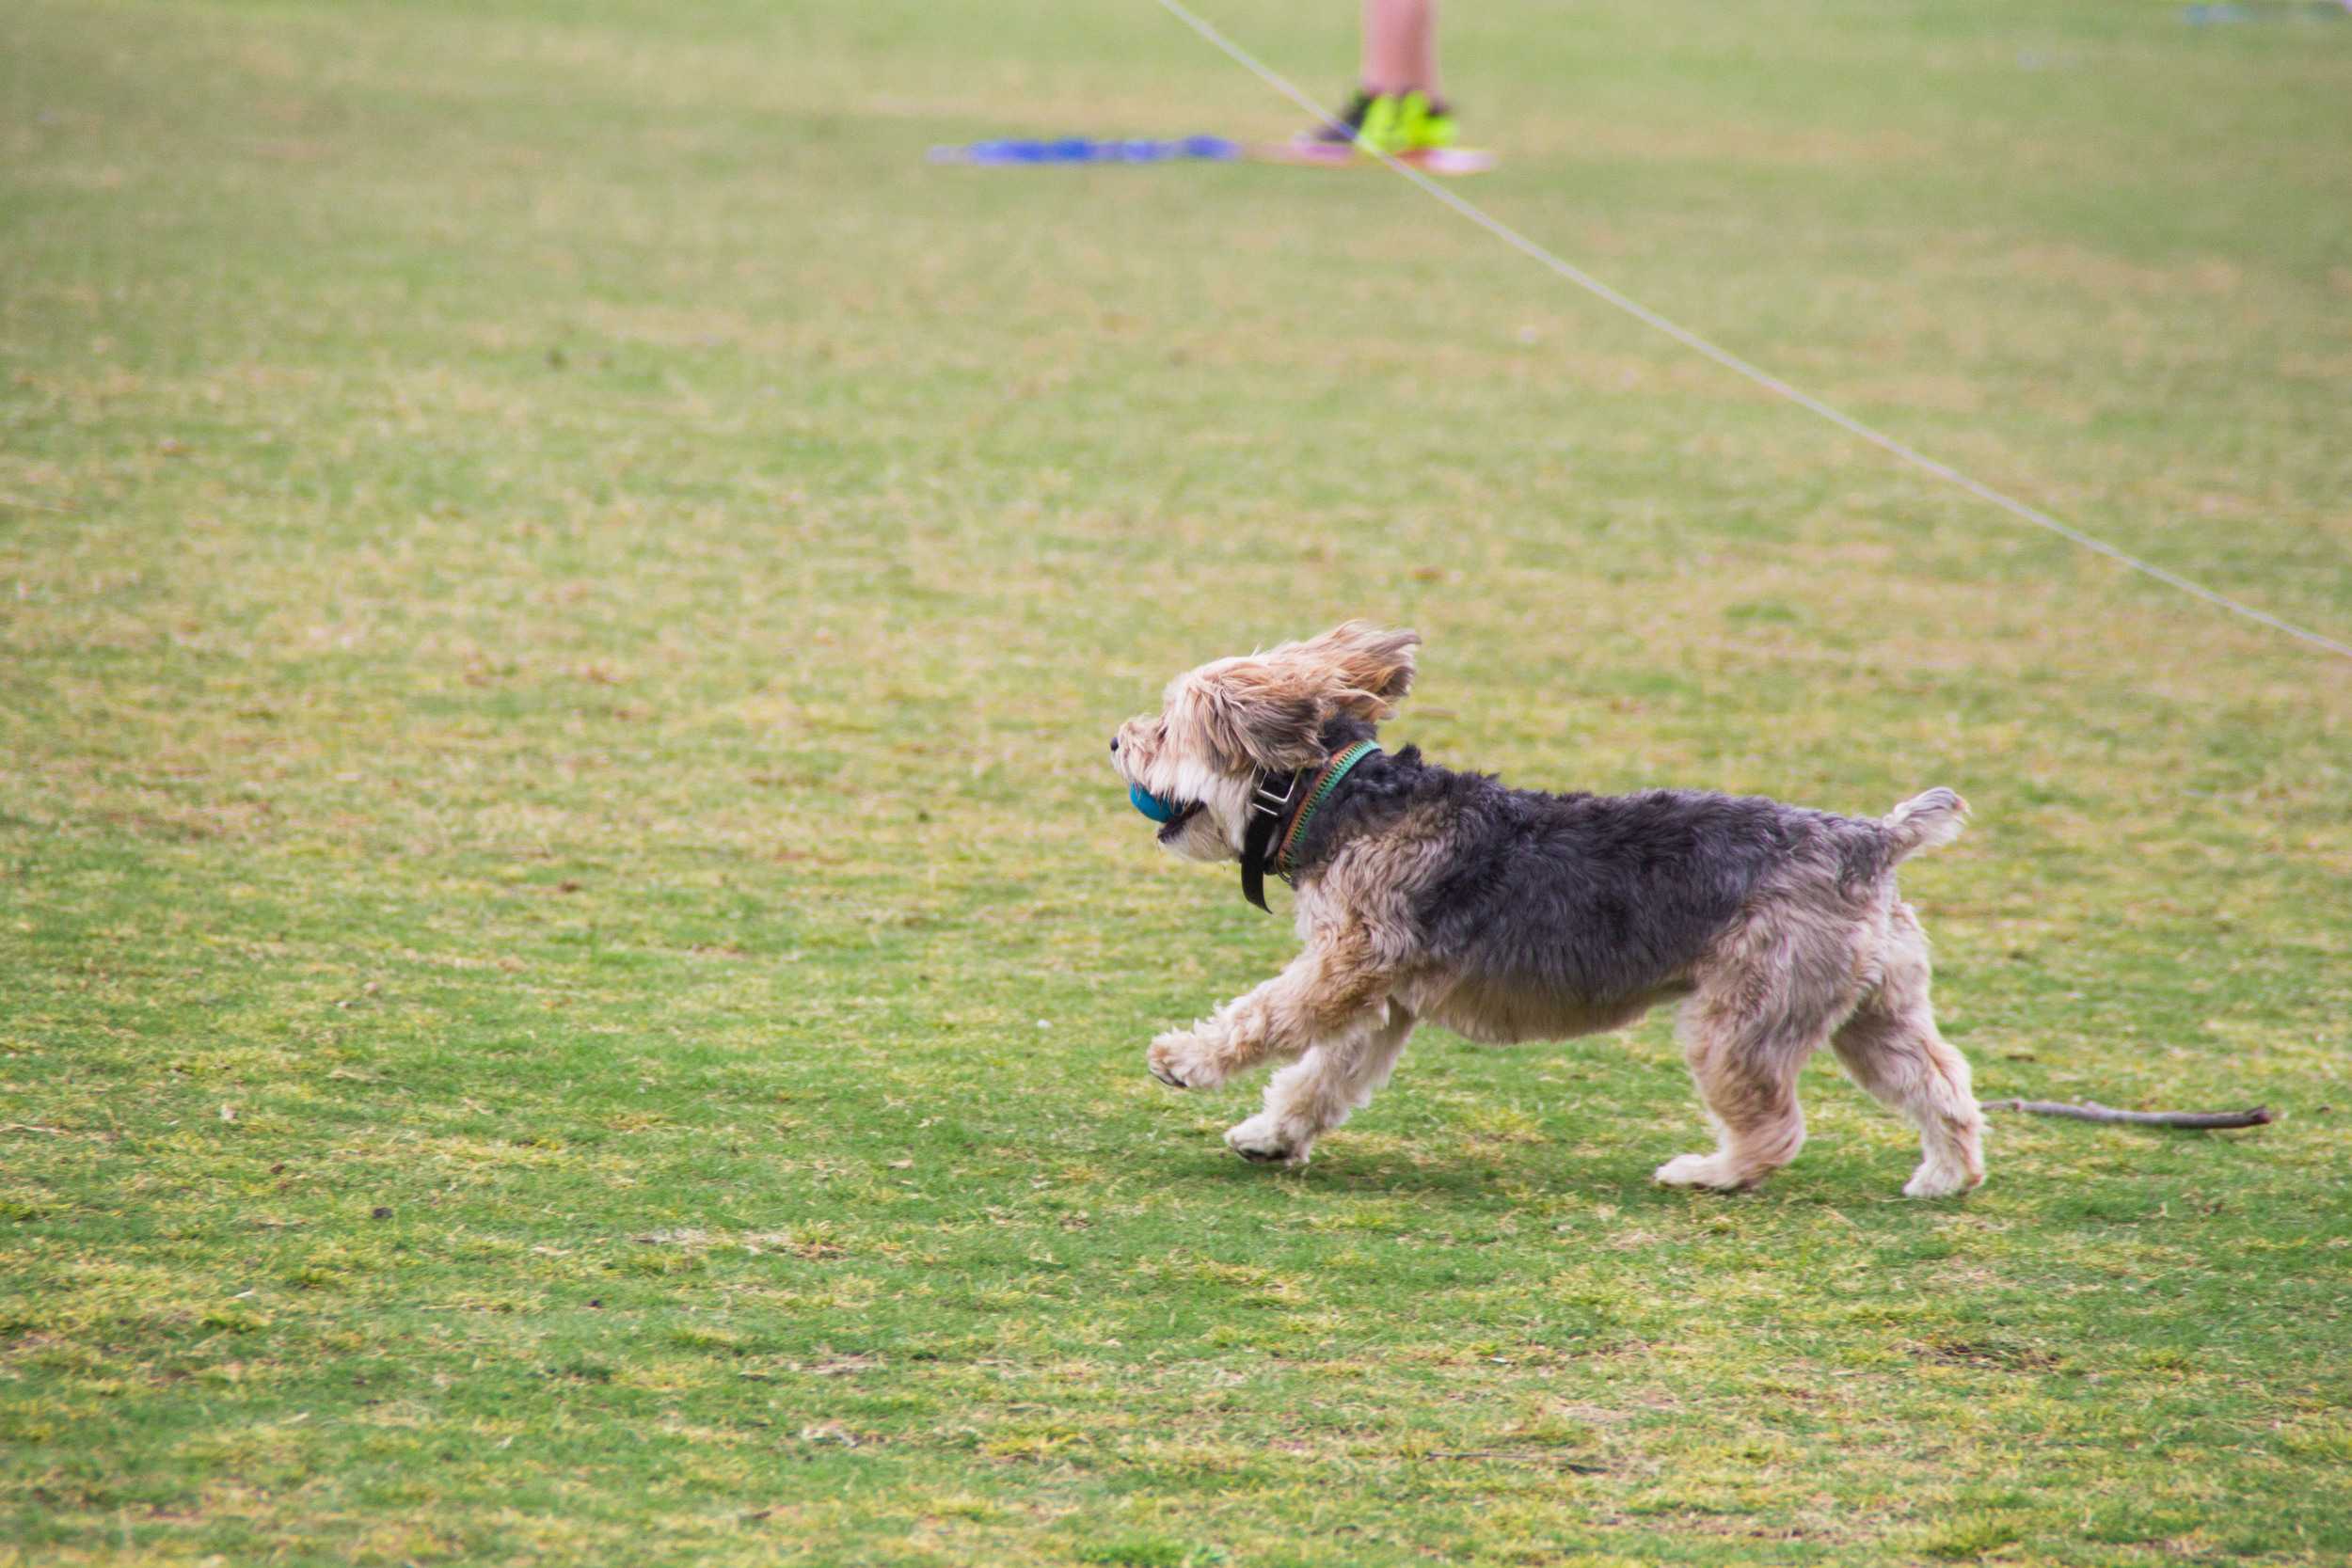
[1109,623,1985,1197]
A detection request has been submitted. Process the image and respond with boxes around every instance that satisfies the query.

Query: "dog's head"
[1109,622,1419,862]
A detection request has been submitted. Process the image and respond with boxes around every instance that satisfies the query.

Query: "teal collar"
[1275,740,1380,876]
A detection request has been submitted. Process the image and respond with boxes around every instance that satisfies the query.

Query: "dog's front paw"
[1148,1029,1226,1091]
[1224,1113,1309,1167]
[1654,1152,1744,1191]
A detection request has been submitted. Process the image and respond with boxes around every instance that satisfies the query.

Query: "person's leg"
[1301,0,1454,152]
[1360,0,1440,97]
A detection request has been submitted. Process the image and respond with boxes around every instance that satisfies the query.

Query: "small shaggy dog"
[1109,623,1985,1197]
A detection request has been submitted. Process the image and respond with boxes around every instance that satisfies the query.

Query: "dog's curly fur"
[1110,623,1985,1197]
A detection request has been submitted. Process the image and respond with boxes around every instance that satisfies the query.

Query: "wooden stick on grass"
[1979,1099,2275,1130]
[1427,1452,1608,1472]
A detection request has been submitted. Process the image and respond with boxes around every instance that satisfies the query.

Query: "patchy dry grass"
[2,0,2348,1563]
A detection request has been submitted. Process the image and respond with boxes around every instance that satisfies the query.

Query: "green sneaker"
[1298,88,1459,158]
[1356,89,1457,157]
[1400,89,1459,151]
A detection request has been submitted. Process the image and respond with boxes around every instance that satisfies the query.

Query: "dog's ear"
[1275,622,1419,719]
[1183,662,1327,775]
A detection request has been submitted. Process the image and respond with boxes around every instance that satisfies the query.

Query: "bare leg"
[1361,0,1441,96]
[1226,1004,1417,1166]
[1831,908,1985,1197]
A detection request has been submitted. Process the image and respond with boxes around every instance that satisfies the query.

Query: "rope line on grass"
[1144,0,2352,664]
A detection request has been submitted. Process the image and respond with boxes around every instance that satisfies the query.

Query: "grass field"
[4,1,2350,1562]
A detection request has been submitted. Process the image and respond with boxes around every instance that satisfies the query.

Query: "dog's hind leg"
[1658,886,1883,1192]
[1225,1003,1417,1167]
[1654,1001,1820,1193]
[1830,906,1985,1198]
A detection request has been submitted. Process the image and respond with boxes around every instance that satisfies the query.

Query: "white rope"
[1146,0,2352,664]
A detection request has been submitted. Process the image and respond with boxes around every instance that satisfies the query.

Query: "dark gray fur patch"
[1291,720,1898,1004]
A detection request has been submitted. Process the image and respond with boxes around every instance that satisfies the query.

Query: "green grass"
[4,0,2349,1562]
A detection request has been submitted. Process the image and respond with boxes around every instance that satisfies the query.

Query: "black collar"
[1237,741,1381,911]
[1238,768,1311,912]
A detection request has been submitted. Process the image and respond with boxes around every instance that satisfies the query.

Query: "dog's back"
[1295,747,1943,1010]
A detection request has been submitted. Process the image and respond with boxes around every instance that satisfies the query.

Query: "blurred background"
[3,2,2348,1562]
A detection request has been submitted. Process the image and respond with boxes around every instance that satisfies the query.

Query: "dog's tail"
[1883,787,1968,862]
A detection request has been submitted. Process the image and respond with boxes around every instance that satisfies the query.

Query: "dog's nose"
[1109,735,1120,752]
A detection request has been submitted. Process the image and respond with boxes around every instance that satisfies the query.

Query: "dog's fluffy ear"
[1184,662,1327,775]
[1273,622,1419,719]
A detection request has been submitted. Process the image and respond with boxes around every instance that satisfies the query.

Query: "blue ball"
[1129,783,1183,823]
